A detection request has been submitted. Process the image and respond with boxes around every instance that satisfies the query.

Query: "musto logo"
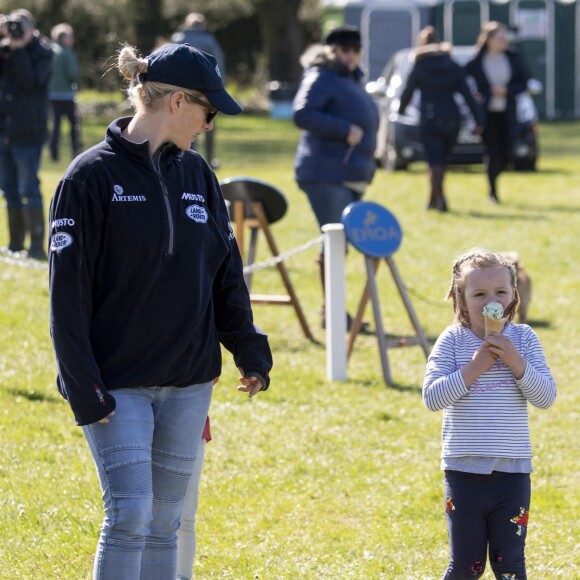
[185,204,208,223]
[50,232,73,252]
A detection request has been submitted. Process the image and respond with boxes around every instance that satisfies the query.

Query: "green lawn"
[1,113,579,578]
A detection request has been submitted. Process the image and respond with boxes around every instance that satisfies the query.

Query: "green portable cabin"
[323,0,579,119]
[322,0,436,81]
[432,0,579,119]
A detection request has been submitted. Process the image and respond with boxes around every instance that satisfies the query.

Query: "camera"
[5,18,24,40]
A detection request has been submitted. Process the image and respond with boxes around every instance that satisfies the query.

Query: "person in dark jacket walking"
[399,26,482,212]
[48,22,81,162]
[48,43,272,579]
[0,9,52,259]
[465,21,530,203]
[293,25,379,328]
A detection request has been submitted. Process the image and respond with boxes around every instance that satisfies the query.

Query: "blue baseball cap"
[140,43,242,115]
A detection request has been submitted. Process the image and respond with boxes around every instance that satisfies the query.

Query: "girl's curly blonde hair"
[446,247,519,326]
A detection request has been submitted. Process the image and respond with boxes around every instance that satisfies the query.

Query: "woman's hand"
[97,411,115,424]
[346,124,363,146]
[237,375,264,398]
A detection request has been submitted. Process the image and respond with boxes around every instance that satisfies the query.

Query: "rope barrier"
[0,241,447,309]
[404,285,449,308]
[242,234,323,274]
[0,235,325,275]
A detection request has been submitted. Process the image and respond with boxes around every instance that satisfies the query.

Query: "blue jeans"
[82,383,213,580]
[443,470,531,579]
[297,181,363,229]
[0,140,43,209]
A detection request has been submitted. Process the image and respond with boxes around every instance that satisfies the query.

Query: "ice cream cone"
[484,316,505,335]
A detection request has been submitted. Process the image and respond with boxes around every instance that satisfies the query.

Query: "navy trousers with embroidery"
[443,470,531,579]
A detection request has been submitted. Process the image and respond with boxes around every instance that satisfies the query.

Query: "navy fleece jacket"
[49,118,272,426]
[293,48,379,184]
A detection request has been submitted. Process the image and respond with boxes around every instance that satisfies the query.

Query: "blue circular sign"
[341,201,403,258]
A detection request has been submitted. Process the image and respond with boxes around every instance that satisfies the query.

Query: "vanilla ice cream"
[482,302,504,320]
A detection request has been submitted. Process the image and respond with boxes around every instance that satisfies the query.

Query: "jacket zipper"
[153,151,175,256]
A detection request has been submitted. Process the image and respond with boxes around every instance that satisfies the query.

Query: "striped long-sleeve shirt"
[423,323,556,463]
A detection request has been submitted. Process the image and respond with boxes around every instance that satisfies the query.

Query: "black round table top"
[219,176,288,224]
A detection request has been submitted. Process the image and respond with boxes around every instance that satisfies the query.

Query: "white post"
[322,224,347,381]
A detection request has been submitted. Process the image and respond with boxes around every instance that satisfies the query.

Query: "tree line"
[2,0,321,91]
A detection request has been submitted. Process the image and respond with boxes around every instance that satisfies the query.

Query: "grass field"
[0,112,579,578]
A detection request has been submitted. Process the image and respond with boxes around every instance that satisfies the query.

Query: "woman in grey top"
[465,22,530,204]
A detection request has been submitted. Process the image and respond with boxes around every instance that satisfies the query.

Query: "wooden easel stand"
[347,255,430,385]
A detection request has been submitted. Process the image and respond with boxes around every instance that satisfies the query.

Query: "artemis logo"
[50,232,73,252]
[112,193,147,202]
[111,184,146,202]
[186,204,208,223]
[182,192,205,202]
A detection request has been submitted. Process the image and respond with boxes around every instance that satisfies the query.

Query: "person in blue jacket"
[48,43,272,580]
[465,21,530,204]
[293,25,379,328]
[399,26,482,212]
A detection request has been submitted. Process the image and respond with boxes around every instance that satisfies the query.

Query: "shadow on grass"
[449,165,571,176]
[527,319,553,329]
[386,381,423,395]
[523,167,574,175]
[7,387,60,404]
[357,377,423,396]
[508,203,580,213]
[375,410,400,422]
[448,165,483,174]
[455,209,548,221]
[380,332,439,347]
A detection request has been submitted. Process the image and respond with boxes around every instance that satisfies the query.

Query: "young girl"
[423,248,556,579]
[176,416,211,580]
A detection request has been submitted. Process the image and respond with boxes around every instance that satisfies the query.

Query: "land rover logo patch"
[185,205,208,223]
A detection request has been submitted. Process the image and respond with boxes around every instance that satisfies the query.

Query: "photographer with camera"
[0,9,53,260]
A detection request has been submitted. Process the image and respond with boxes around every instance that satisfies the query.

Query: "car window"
[383,51,413,92]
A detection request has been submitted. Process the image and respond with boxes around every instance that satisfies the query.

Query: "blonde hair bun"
[118,45,148,82]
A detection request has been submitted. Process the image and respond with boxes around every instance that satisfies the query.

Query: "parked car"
[367,46,541,171]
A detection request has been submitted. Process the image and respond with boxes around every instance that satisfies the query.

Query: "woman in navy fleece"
[48,43,272,579]
[399,26,482,212]
[293,25,379,329]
